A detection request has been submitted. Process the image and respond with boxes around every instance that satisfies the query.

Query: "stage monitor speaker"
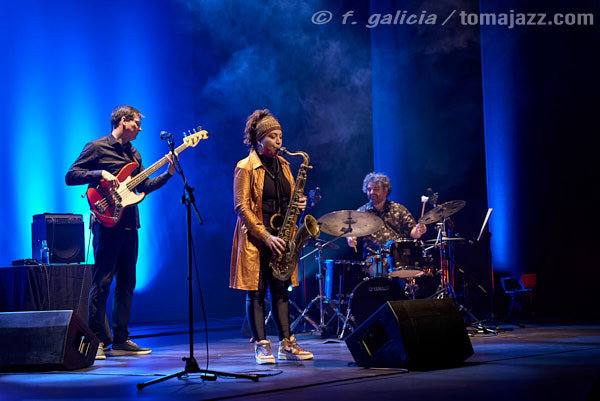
[32,213,85,264]
[345,298,474,369]
[0,310,98,371]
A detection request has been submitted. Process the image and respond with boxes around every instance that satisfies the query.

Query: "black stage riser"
[0,310,98,372]
[345,298,474,369]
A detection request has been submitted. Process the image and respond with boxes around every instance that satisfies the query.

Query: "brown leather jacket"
[230,150,298,290]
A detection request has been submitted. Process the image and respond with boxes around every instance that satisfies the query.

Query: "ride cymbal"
[317,210,384,237]
[419,200,466,225]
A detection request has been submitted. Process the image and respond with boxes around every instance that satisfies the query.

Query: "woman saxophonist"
[230,109,314,364]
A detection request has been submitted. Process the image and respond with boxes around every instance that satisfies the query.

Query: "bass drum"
[347,277,406,327]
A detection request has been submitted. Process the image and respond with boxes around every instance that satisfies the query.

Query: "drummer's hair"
[362,172,391,196]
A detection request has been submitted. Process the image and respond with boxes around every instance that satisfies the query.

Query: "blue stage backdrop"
[0,0,597,323]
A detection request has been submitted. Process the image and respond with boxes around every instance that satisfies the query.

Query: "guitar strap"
[125,144,142,170]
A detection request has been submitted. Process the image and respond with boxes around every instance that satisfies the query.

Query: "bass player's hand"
[101,170,119,189]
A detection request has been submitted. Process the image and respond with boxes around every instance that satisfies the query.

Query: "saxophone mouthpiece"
[278,147,287,155]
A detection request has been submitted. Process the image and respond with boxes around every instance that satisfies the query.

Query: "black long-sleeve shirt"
[65,133,172,229]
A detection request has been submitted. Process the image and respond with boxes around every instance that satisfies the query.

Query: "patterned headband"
[256,116,282,141]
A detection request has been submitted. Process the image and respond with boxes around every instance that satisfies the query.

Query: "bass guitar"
[87,127,209,227]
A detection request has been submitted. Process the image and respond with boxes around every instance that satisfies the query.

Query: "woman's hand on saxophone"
[265,234,286,255]
[297,196,307,211]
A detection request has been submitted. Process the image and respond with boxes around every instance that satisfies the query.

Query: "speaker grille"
[345,299,474,369]
[0,310,98,371]
[31,213,85,264]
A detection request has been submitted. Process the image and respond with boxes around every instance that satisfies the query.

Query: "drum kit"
[291,200,469,339]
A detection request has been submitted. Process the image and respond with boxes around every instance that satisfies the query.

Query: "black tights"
[246,250,291,341]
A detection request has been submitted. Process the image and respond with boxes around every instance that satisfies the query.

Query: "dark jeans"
[89,223,138,345]
[246,248,291,342]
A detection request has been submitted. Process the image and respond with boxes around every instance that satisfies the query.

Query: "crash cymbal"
[317,210,384,237]
[304,238,340,250]
[419,200,466,225]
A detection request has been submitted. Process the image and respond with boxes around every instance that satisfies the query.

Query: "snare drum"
[325,259,370,300]
[385,238,426,279]
[347,277,406,327]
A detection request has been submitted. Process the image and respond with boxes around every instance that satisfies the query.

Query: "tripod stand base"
[481,314,525,329]
[426,282,500,335]
[137,356,259,390]
[291,295,346,339]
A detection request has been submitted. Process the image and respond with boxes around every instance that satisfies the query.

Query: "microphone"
[427,188,438,206]
[160,131,173,140]
[310,187,321,207]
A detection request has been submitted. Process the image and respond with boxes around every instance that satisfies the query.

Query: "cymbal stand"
[427,218,492,333]
[291,236,347,338]
[428,217,453,299]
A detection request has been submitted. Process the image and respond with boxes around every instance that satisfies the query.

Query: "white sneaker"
[278,336,313,360]
[95,342,106,360]
[255,340,276,364]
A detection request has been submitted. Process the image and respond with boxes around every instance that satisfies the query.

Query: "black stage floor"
[1,317,600,401]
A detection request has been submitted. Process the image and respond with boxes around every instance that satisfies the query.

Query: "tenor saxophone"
[269,148,320,281]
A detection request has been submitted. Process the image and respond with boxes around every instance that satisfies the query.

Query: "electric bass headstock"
[184,126,210,147]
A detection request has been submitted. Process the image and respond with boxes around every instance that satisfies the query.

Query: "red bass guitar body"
[86,162,145,227]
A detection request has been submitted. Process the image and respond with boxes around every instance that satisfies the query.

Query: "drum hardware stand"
[427,218,495,334]
[339,291,357,339]
[139,133,258,390]
[259,297,316,336]
[291,236,347,338]
[405,278,419,300]
[370,246,388,278]
[313,210,387,339]
[336,242,386,339]
[428,219,455,299]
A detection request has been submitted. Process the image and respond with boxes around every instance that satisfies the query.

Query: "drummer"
[347,172,427,258]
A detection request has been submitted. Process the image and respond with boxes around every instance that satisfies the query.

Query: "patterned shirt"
[358,200,417,256]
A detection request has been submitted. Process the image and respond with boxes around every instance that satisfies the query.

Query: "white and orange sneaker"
[278,336,314,360]
[255,340,276,364]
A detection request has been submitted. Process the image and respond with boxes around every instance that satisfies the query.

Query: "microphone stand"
[138,133,258,390]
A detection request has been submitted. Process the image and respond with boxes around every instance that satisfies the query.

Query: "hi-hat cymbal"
[317,210,384,237]
[419,200,466,225]
[304,238,340,250]
[424,237,466,245]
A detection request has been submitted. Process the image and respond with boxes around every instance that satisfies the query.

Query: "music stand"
[476,208,524,330]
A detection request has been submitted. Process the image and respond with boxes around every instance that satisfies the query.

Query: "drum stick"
[420,196,428,219]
